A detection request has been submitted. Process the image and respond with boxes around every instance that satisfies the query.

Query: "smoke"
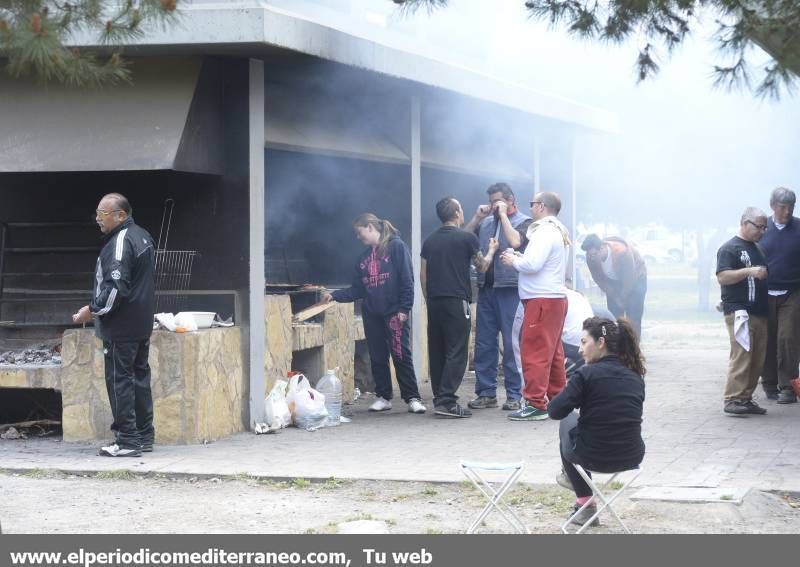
[259,0,798,312]
[372,0,800,230]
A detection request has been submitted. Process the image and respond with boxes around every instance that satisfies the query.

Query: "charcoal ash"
[0,344,62,366]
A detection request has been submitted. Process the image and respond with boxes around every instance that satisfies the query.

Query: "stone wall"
[60,327,244,444]
[0,365,61,390]
[263,295,356,403]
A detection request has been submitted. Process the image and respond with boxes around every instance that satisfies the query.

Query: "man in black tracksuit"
[73,193,156,457]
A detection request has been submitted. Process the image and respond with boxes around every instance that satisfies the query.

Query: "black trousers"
[427,297,471,408]
[559,412,594,498]
[103,339,154,449]
[607,276,647,338]
[362,310,421,403]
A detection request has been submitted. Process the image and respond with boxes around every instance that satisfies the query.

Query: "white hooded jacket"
[512,215,570,300]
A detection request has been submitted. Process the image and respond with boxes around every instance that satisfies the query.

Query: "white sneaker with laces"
[368,397,392,412]
[407,398,427,414]
[98,443,141,457]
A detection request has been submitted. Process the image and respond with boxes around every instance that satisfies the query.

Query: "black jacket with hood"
[90,217,156,342]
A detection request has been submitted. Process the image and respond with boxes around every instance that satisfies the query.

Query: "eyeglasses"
[745,220,768,231]
[529,201,543,208]
[95,209,120,217]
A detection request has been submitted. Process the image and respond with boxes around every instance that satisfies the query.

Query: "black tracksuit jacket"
[90,217,156,342]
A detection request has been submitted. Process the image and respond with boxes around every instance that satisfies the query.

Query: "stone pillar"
[264,294,293,394]
[321,302,355,403]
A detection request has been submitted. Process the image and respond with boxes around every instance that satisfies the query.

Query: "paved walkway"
[2,349,799,492]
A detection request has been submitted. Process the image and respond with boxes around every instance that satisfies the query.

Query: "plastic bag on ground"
[264,380,291,430]
[285,374,310,417]
[292,387,329,431]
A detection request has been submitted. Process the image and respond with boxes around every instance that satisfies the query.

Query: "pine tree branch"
[0,0,179,87]
[390,1,799,98]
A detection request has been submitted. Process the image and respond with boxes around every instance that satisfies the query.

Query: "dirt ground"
[1,470,798,534]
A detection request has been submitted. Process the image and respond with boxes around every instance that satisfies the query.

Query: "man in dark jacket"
[758,187,800,403]
[73,193,156,457]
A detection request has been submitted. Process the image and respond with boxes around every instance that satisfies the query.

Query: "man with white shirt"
[561,288,596,375]
[716,207,769,417]
[500,192,570,421]
[759,187,800,403]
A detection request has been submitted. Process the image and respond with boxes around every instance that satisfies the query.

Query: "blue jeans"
[474,286,522,400]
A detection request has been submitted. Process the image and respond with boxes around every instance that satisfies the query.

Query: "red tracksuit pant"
[520,297,568,410]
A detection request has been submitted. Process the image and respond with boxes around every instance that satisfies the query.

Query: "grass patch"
[504,486,572,514]
[420,487,438,497]
[22,468,67,480]
[290,477,312,489]
[224,472,255,483]
[94,469,137,481]
[344,513,376,522]
[320,477,351,490]
[424,528,443,534]
[608,480,624,491]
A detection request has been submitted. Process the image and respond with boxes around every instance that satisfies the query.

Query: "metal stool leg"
[461,461,529,534]
[561,466,641,534]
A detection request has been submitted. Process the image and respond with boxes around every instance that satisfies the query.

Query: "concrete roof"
[77,1,617,134]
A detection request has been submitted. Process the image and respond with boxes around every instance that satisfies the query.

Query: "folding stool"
[561,465,641,534]
[460,460,529,534]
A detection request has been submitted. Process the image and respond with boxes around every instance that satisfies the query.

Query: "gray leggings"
[559,412,593,498]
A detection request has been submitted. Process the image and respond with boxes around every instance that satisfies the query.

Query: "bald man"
[73,193,156,456]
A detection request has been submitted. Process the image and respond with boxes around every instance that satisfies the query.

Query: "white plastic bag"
[292,387,329,431]
[154,313,177,331]
[264,380,291,431]
[285,374,310,417]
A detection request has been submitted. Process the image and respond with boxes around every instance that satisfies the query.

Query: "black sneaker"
[763,387,779,401]
[724,400,749,416]
[435,404,472,418]
[467,396,497,409]
[567,503,599,527]
[777,390,798,404]
[743,400,767,415]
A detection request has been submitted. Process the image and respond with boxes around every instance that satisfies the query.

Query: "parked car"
[629,226,695,265]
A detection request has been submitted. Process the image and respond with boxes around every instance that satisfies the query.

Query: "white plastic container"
[176,311,215,329]
[316,369,342,427]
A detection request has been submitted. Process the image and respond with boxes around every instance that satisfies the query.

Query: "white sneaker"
[98,443,141,457]
[368,397,392,412]
[407,398,427,414]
